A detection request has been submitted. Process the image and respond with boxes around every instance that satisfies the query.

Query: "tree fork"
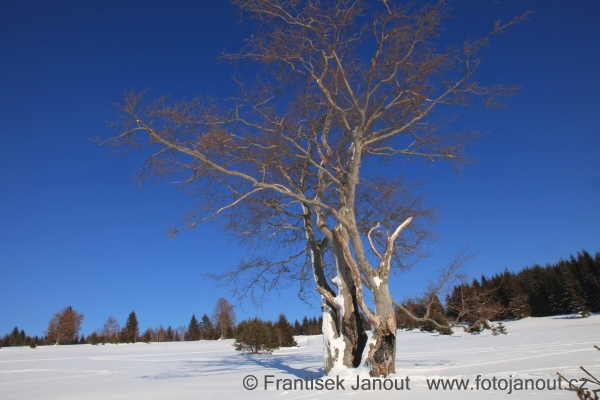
[334,226,397,376]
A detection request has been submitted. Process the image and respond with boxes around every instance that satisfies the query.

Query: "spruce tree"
[122,311,139,343]
[166,326,174,341]
[577,251,600,312]
[301,316,309,335]
[17,330,26,346]
[310,317,321,335]
[200,314,214,340]
[508,294,532,320]
[142,329,152,343]
[293,319,301,335]
[492,322,507,335]
[11,327,19,346]
[88,332,99,345]
[273,314,297,347]
[187,314,201,341]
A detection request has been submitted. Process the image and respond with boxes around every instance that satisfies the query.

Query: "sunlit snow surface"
[1,315,598,399]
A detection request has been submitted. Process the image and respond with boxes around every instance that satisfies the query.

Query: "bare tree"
[208,174,433,372]
[392,246,474,334]
[175,325,187,342]
[103,0,528,376]
[154,325,166,342]
[46,306,84,345]
[212,298,236,339]
[446,281,507,332]
[102,316,120,343]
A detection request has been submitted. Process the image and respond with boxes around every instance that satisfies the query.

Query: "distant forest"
[447,249,600,318]
[395,249,600,333]
[0,296,322,348]
[2,250,598,348]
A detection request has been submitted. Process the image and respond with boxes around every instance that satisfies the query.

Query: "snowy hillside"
[1,315,598,399]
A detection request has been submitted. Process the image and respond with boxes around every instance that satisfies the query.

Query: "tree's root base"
[369,333,395,377]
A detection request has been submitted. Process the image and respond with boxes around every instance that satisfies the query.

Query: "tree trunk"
[367,284,397,377]
[331,237,368,370]
[319,260,368,374]
[333,224,399,377]
[303,206,367,375]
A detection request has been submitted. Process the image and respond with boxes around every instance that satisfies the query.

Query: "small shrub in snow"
[465,323,483,335]
[579,307,592,318]
[491,322,507,335]
[436,326,453,335]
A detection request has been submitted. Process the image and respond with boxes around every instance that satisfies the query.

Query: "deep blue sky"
[1,0,598,337]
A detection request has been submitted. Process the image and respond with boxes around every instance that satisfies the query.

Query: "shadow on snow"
[138,351,322,380]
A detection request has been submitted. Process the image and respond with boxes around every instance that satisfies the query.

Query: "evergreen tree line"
[1,327,44,348]
[447,250,600,320]
[394,250,599,334]
[291,316,323,336]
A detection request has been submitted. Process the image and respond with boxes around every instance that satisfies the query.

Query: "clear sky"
[1,0,599,337]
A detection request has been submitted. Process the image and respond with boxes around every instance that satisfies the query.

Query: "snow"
[373,276,382,288]
[321,306,347,375]
[324,273,347,374]
[330,276,341,288]
[1,315,598,399]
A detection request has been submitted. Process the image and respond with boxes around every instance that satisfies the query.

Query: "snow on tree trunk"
[319,264,367,374]
[317,237,368,375]
[303,205,367,375]
[321,291,345,374]
[331,240,368,371]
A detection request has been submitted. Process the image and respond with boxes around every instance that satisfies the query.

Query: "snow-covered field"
[1,315,598,399]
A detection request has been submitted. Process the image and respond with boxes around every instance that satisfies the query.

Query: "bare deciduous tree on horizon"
[213,297,236,340]
[101,316,120,343]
